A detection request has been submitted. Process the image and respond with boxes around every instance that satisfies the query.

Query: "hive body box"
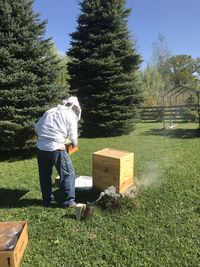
[0,221,28,267]
[93,148,134,193]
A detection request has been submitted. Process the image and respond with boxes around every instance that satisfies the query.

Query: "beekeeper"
[34,96,81,208]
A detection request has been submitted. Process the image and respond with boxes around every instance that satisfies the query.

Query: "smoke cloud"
[137,162,162,189]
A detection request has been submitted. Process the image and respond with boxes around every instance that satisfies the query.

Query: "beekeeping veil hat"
[62,96,81,121]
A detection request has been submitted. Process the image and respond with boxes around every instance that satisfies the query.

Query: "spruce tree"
[0,0,65,150]
[68,0,142,137]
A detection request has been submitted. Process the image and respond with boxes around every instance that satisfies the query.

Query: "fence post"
[198,93,200,129]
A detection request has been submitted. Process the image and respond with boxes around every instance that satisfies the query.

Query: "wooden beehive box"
[92,148,134,193]
[0,221,28,267]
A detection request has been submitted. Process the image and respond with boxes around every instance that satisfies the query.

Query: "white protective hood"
[62,96,81,121]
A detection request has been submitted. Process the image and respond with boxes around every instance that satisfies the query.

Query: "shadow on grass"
[143,128,200,139]
[0,187,101,209]
[0,148,36,163]
[53,187,101,205]
[76,188,101,203]
[62,213,76,220]
[194,207,200,215]
[0,188,42,208]
[0,187,139,213]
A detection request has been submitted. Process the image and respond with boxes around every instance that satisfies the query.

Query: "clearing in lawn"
[0,123,199,267]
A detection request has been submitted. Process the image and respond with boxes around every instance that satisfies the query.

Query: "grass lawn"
[0,123,199,267]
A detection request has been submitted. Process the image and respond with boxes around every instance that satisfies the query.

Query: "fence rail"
[138,105,199,122]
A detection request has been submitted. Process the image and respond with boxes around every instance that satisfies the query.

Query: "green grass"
[0,123,200,267]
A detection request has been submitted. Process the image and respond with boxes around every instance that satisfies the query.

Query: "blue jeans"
[37,148,75,206]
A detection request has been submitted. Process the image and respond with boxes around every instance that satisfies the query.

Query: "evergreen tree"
[0,0,65,150]
[67,0,142,137]
[48,43,70,88]
[142,64,165,106]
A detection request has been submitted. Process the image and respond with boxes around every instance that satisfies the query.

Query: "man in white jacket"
[34,96,81,207]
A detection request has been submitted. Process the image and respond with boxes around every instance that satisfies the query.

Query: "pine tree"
[67,0,142,137]
[48,43,70,88]
[0,0,66,150]
[142,65,165,106]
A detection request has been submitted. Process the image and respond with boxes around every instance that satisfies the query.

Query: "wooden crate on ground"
[92,148,134,193]
[0,221,28,267]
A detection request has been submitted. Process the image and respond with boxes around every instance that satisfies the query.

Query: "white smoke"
[137,162,162,189]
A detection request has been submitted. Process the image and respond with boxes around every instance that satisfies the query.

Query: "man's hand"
[67,143,78,155]
[72,142,77,148]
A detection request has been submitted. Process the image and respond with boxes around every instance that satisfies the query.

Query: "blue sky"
[33,0,200,69]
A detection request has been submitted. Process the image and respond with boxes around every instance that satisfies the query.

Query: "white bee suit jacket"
[35,97,81,151]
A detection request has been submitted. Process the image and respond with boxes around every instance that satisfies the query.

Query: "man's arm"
[67,114,78,147]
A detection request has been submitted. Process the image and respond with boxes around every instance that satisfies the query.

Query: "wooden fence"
[138,105,200,123]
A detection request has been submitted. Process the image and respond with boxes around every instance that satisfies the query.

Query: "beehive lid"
[93,148,132,159]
